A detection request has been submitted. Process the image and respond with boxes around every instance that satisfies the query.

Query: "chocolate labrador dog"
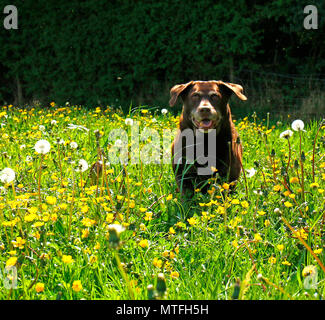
[170,80,247,194]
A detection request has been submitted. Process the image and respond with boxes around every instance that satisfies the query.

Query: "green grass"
[0,104,324,300]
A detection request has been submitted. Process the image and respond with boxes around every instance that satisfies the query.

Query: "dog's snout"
[198,105,212,114]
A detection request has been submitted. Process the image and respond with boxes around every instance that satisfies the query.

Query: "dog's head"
[169,80,247,132]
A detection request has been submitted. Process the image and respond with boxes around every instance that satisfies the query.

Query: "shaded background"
[0,0,324,119]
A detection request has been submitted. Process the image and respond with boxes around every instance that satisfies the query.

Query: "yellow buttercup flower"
[289,177,299,183]
[170,271,179,279]
[62,255,74,264]
[35,283,45,293]
[24,213,37,222]
[153,257,163,268]
[12,237,26,249]
[139,239,149,248]
[254,233,262,241]
[187,217,197,226]
[302,265,317,277]
[277,244,284,251]
[169,227,176,235]
[310,182,319,188]
[273,185,283,192]
[6,257,18,267]
[72,280,83,292]
[240,200,249,208]
[144,211,153,221]
[284,201,293,208]
[166,194,173,201]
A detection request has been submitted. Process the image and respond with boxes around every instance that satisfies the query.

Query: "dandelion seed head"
[34,139,51,154]
[125,118,134,126]
[291,119,305,131]
[0,168,15,184]
[279,129,293,139]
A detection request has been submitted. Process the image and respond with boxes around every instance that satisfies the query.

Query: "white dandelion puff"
[70,141,78,149]
[0,168,15,184]
[75,159,89,172]
[291,120,305,132]
[246,168,256,178]
[34,139,51,154]
[67,123,89,132]
[107,224,125,235]
[125,118,134,126]
[279,129,293,139]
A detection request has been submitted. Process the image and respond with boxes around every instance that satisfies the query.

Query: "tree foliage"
[0,0,324,108]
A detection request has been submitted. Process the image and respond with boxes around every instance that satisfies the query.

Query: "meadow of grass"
[0,103,324,300]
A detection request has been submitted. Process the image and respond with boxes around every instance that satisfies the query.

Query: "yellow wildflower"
[254,233,262,241]
[289,177,299,184]
[6,257,17,267]
[153,257,163,268]
[284,201,293,208]
[35,283,45,293]
[170,271,179,279]
[72,280,83,292]
[46,196,57,205]
[139,239,149,248]
[62,255,74,264]
[302,265,317,277]
[187,217,197,226]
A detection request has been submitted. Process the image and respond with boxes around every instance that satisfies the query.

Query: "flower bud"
[107,224,125,249]
[156,273,167,297]
[231,278,241,300]
[147,284,156,300]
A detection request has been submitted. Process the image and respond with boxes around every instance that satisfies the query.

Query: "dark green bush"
[0,0,324,116]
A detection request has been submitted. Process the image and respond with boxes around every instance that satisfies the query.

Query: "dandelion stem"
[261,131,277,181]
[57,143,63,188]
[311,120,323,183]
[114,251,134,299]
[281,215,325,274]
[68,171,76,239]
[123,164,130,222]
[139,161,143,208]
[11,182,16,200]
[38,155,43,215]
[286,138,291,174]
[103,164,115,211]
[298,131,305,202]
[258,275,292,300]
[80,171,83,191]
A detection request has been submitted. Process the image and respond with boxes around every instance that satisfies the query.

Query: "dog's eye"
[210,93,219,100]
[192,93,201,100]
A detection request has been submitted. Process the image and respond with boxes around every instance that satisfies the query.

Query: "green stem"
[38,155,43,215]
[299,131,305,202]
[114,251,134,299]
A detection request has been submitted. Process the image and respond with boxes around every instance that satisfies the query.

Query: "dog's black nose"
[198,106,211,114]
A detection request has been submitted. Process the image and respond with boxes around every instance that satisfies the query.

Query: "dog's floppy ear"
[216,81,247,101]
[169,81,194,107]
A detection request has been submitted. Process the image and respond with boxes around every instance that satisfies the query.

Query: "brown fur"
[170,80,247,194]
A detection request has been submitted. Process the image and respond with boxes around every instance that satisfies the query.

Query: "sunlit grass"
[0,103,324,300]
